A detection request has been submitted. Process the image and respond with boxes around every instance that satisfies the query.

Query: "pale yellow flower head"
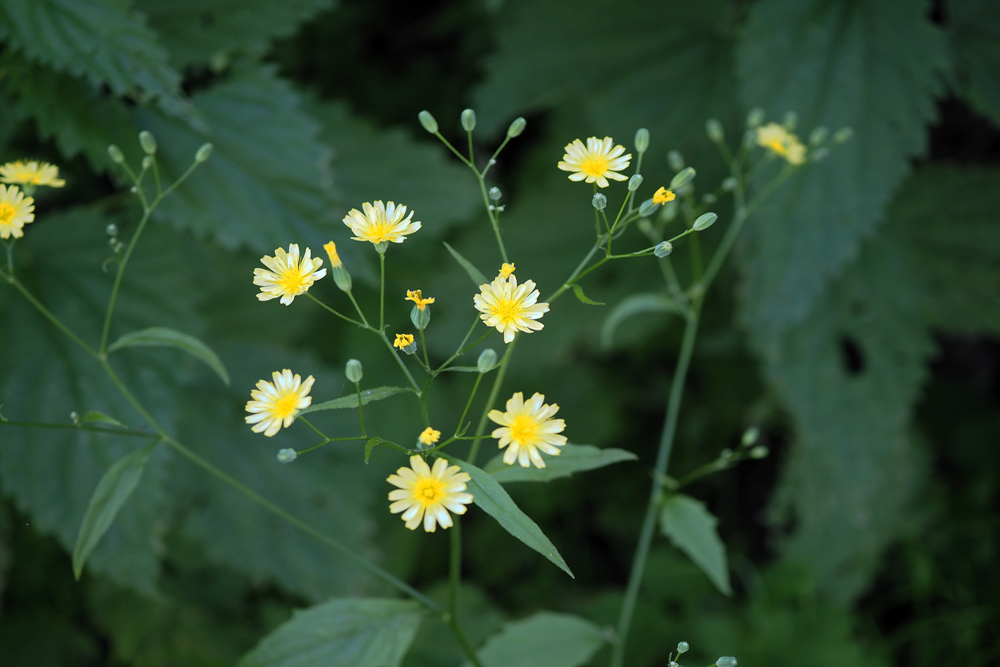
[343,201,421,245]
[253,244,326,306]
[473,272,549,344]
[755,123,806,165]
[418,427,441,445]
[245,369,315,437]
[387,456,473,532]
[653,187,675,205]
[394,333,415,350]
[488,392,567,468]
[499,263,516,279]
[323,241,342,268]
[405,289,435,310]
[0,160,65,188]
[0,185,35,240]
[557,137,631,188]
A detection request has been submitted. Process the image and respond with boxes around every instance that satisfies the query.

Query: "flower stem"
[467,338,516,465]
[379,251,386,332]
[448,519,485,667]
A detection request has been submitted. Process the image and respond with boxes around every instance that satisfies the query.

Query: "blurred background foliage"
[0,0,998,665]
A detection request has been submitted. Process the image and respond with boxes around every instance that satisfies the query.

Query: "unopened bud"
[195,143,213,162]
[677,641,690,654]
[139,130,157,155]
[638,198,659,217]
[742,129,756,149]
[716,658,738,667]
[703,193,717,204]
[746,107,765,128]
[670,167,696,190]
[70,411,80,424]
[489,186,502,201]
[667,150,685,172]
[669,662,679,667]
[507,117,526,138]
[461,108,477,132]
[810,147,829,162]
[693,212,718,231]
[741,426,760,446]
[277,448,297,464]
[141,156,153,170]
[634,128,650,153]
[592,193,607,211]
[411,304,431,330]
[750,445,769,459]
[706,118,724,142]
[832,126,854,144]
[722,177,737,191]
[332,265,352,292]
[418,110,439,134]
[782,111,798,130]
[105,224,119,237]
[654,241,673,258]
[345,359,363,383]
[477,348,498,373]
[107,145,125,164]
[628,174,643,192]
[809,126,828,146]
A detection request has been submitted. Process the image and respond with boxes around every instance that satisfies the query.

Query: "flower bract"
[488,392,567,468]
[557,137,631,188]
[0,160,65,188]
[343,201,421,245]
[473,272,548,344]
[387,456,473,531]
[245,369,315,437]
[405,289,435,310]
[653,187,676,204]
[418,427,441,445]
[253,244,326,306]
[755,123,806,165]
[0,185,35,240]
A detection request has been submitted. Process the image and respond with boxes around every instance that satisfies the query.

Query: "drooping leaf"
[109,326,229,386]
[80,412,129,429]
[571,284,604,306]
[948,0,1000,126]
[600,292,681,348]
[659,493,732,596]
[73,445,153,580]
[464,612,606,667]
[239,598,423,667]
[300,386,411,415]
[484,444,636,483]
[443,241,489,286]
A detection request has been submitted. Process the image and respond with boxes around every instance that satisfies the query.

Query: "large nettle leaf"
[948,0,1000,126]
[736,0,948,344]
[465,612,606,667]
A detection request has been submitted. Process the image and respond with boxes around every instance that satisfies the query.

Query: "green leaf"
[948,0,1000,126]
[437,366,482,373]
[80,412,129,429]
[659,493,731,596]
[444,456,573,577]
[73,446,153,580]
[300,386,410,415]
[484,444,636,483]
[0,0,181,99]
[239,598,423,667]
[464,612,606,667]
[571,284,604,306]
[109,326,229,386]
[443,241,489,286]
[600,292,681,348]
[736,0,948,343]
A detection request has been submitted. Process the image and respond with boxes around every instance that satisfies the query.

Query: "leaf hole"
[838,335,866,375]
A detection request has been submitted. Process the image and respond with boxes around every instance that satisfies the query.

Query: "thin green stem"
[545,243,600,303]
[419,328,431,370]
[296,436,367,456]
[434,132,474,168]
[379,252,386,332]
[455,373,484,437]
[10,279,100,359]
[100,206,153,354]
[378,332,421,393]
[0,420,157,438]
[298,416,327,440]
[355,382,367,436]
[467,339,516,465]
[448,519,485,667]
[308,293,365,327]
[346,289,370,327]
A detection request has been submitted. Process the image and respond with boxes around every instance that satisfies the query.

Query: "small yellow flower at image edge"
[394,333,415,349]
[245,369,315,437]
[499,262,516,279]
[755,123,806,165]
[418,427,441,445]
[0,160,65,188]
[653,187,676,205]
[0,184,35,240]
[473,270,549,344]
[405,289,435,310]
[387,456,473,532]
[489,391,567,468]
[253,244,326,305]
[323,241,342,268]
[343,200,421,245]
[557,136,632,188]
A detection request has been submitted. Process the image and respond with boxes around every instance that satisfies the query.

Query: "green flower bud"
[716,658,738,667]
[402,341,418,355]
[477,348,498,373]
[750,445,769,459]
[195,143,214,162]
[489,186,502,201]
[809,126,828,146]
[693,212,718,231]
[461,108,476,132]
[107,145,125,164]
[702,193,717,204]
[418,110,439,134]
[634,128,650,153]
[782,110,798,130]
[722,177,737,191]
[746,107,765,128]
[411,304,431,330]
[677,641,690,654]
[670,167,696,190]
[277,448,297,463]
[832,126,854,144]
[345,359,363,383]
[139,130,157,155]
[332,265,352,292]
[628,174,643,191]
[638,198,659,217]
[105,224,119,237]
[654,241,673,258]
[141,155,153,170]
[742,129,756,149]
[706,118,724,142]
[810,147,829,162]
[741,426,760,446]
[592,193,607,211]
[667,150,685,172]
[70,411,80,424]
[507,117,526,138]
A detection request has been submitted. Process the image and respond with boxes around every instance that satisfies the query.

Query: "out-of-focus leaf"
[948,0,1000,126]
[109,326,229,386]
[600,292,682,348]
[300,386,410,415]
[659,493,731,596]
[736,0,947,343]
[80,412,129,429]
[464,612,605,667]
[484,444,636,483]
[444,241,489,286]
[238,598,422,667]
[138,0,335,68]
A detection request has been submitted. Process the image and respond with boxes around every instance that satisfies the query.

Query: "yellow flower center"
[413,478,445,506]
[491,296,523,327]
[0,203,14,224]
[509,414,541,446]
[272,393,299,420]
[362,215,392,242]
[580,155,610,178]
[19,172,40,184]
[764,139,788,156]
[277,265,309,294]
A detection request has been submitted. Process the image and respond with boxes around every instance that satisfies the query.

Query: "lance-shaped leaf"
[464,612,606,667]
[109,326,229,386]
[601,292,683,348]
[484,444,636,483]
[444,241,489,286]
[80,411,129,429]
[239,598,423,667]
[571,284,604,306]
[659,493,732,595]
[300,386,410,415]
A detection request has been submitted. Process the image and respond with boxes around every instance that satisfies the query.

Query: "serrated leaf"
[600,292,680,348]
[239,598,423,667]
[484,444,636,483]
[444,456,572,577]
[464,612,605,667]
[444,241,489,286]
[948,0,1000,126]
[109,326,229,386]
[300,386,410,415]
[80,412,128,429]
[73,445,153,580]
[571,284,604,306]
[659,493,731,596]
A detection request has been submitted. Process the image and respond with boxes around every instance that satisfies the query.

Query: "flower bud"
[592,193,607,211]
[702,193,717,204]
[716,658,738,667]
[667,150,685,172]
[195,143,214,162]
[332,265,352,292]
[141,156,153,170]
[507,117,526,138]
[345,359,363,383]
[489,186,502,201]
[139,130,157,155]
[654,241,673,258]
[70,411,80,424]
[810,147,829,162]
[809,126,828,146]
[782,110,798,130]
[411,304,431,330]
[628,174,643,192]
[750,445,769,459]
[418,110,439,134]
[741,426,760,446]
[634,128,649,153]
[477,348,498,373]
[722,177,737,191]
[638,198,659,217]
[402,341,417,355]
[693,212,718,231]
[107,145,125,164]
[670,167,696,190]
[669,662,679,667]
[677,641,690,654]
[833,126,854,144]
[742,129,756,149]
[706,118,724,142]
[105,224,119,237]
[277,448,297,464]
[461,108,477,132]
[746,107,765,128]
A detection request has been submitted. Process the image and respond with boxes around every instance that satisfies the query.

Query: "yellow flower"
[0,160,65,188]
[387,456,473,531]
[653,187,675,204]
[0,185,35,240]
[488,392,567,468]
[245,369,315,437]
[323,241,342,268]
[394,333,415,349]
[418,427,441,445]
[473,272,549,344]
[253,244,326,306]
[755,123,806,165]
[343,200,421,245]
[557,137,631,188]
[405,289,435,310]
[499,263,516,279]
